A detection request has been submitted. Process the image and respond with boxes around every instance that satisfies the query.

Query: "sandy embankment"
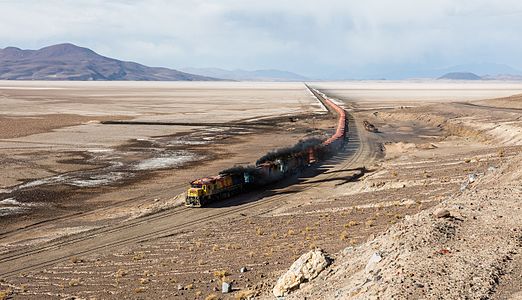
[286,100,522,299]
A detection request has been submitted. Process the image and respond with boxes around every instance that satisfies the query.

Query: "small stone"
[177,285,183,291]
[240,267,248,273]
[365,252,383,274]
[222,281,232,293]
[468,173,477,183]
[433,208,450,218]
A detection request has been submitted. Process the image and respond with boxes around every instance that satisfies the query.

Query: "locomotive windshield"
[191,183,202,188]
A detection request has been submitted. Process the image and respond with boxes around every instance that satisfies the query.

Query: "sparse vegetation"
[68,278,82,287]
[115,269,128,278]
[213,270,230,279]
[344,220,359,228]
[70,256,84,264]
[133,252,145,261]
[0,289,12,300]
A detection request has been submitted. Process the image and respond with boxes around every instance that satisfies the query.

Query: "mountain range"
[180,67,309,81]
[0,43,219,81]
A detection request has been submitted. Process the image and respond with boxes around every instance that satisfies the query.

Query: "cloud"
[1,0,522,78]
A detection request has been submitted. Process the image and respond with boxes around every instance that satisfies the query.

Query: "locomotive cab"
[186,181,208,207]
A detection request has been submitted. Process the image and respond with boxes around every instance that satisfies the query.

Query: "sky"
[1,0,522,79]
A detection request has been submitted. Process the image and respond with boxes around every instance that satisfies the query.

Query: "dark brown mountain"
[0,43,220,81]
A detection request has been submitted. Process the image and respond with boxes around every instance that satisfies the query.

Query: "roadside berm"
[276,153,522,299]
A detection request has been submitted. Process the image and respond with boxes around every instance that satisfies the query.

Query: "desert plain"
[0,81,522,299]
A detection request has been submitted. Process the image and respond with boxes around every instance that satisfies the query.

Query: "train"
[185,88,348,207]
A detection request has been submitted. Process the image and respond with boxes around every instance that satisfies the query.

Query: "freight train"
[185,88,348,207]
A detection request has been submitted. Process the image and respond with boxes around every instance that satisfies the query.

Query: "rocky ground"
[280,96,522,300]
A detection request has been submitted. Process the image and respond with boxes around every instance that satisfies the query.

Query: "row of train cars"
[185,87,349,207]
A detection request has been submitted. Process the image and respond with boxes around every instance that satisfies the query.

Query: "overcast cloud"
[1,0,522,79]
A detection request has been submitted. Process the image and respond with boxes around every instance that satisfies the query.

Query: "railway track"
[0,86,379,278]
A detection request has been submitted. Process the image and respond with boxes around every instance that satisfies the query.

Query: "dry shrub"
[133,252,145,261]
[68,278,82,287]
[70,256,84,264]
[256,227,264,236]
[339,231,348,241]
[115,269,128,278]
[344,220,359,228]
[134,287,146,293]
[213,270,230,279]
[0,289,12,300]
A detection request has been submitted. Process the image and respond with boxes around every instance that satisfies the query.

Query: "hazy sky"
[1,0,522,79]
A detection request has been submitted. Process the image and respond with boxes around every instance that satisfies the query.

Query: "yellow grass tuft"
[133,252,145,261]
[213,270,230,279]
[344,220,359,228]
[68,278,82,287]
[0,289,12,300]
[115,269,128,278]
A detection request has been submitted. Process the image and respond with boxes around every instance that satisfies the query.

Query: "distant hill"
[181,67,308,82]
[481,74,522,81]
[438,72,482,80]
[0,43,220,81]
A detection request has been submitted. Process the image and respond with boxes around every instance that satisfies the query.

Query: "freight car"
[185,88,347,207]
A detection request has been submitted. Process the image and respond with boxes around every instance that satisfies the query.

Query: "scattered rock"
[468,173,477,184]
[365,252,383,274]
[273,248,330,297]
[222,281,232,293]
[240,267,248,273]
[433,208,451,218]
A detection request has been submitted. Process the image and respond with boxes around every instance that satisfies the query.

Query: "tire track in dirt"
[0,87,380,278]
